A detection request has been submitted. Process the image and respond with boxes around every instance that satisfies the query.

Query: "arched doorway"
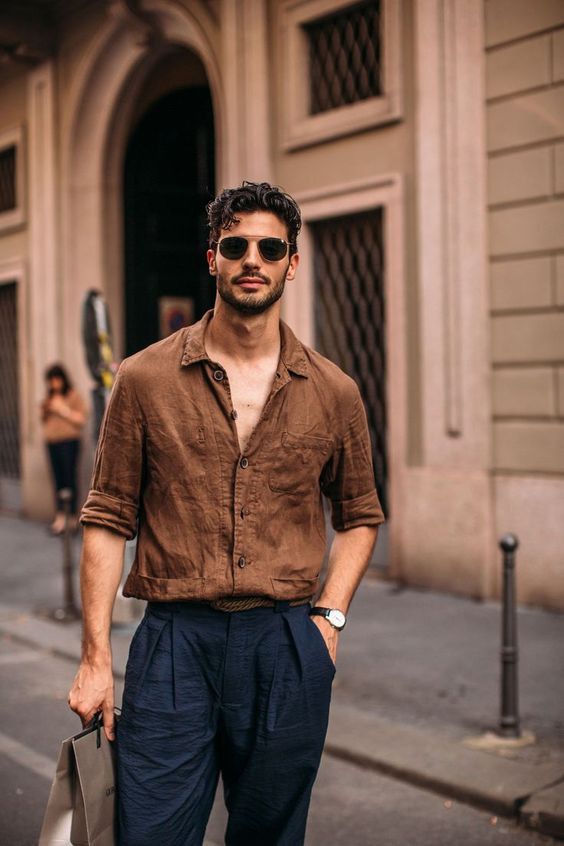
[123,84,215,355]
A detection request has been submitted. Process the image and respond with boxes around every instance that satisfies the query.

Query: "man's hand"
[312,525,379,671]
[68,659,115,741]
[310,615,339,667]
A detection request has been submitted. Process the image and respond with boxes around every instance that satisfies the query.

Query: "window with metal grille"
[304,0,381,115]
[311,209,387,514]
[0,146,17,214]
[0,282,20,479]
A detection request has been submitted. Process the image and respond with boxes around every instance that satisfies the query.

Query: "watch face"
[328,609,346,629]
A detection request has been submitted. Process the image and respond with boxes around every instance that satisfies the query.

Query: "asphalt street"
[0,630,557,846]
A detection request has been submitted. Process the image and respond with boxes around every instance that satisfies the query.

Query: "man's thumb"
[103,703,115,741]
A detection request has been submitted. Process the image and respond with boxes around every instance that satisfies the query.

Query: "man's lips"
[235,276,267,287]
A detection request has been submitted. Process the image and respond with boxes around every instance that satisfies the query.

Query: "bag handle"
[84,707,122,748]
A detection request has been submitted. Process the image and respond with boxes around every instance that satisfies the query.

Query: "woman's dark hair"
[45,363,72,395]
[207,181,302,255]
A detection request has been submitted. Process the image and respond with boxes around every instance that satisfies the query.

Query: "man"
[69,181,385,845]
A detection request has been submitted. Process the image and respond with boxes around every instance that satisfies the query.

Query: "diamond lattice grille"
[0,146,16,214]
[305,0,381,115]
[312,209,387,514]
[0,283,20,478]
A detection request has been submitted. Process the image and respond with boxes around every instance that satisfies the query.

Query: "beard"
[216,268,287,315]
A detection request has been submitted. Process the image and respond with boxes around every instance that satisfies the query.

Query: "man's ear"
[285,252,299,281]
[207,248,217,276]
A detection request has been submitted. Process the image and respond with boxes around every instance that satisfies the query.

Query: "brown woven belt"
[209,596,312,612]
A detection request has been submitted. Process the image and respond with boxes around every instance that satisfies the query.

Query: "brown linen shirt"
[80,310,385,602]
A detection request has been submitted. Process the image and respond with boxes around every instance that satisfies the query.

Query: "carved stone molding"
[107,0,162,47]
[221,0,272,184]
[414,0,491,468]
[278,0,403,150]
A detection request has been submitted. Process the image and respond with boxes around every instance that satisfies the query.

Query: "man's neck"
[205,298,281,365]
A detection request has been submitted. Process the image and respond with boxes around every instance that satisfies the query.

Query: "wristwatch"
[309,606,347,631]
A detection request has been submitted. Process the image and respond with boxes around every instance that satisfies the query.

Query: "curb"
[326,703,564,839]
[521,781,564,840]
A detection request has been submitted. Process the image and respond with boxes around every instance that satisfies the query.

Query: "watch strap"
[309,606,346,630]
[309,606,332,617]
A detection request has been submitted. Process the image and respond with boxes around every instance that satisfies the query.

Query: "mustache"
[233,272,269,284]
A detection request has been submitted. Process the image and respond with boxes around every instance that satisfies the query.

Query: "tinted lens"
[218,237,247,259]
[258,238,288,261]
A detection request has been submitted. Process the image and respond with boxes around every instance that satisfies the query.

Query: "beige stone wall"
[485,0,564,608]
[486,0,564,471]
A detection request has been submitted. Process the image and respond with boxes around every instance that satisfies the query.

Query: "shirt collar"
[180,309,309,378]
[279,319,309,377]
[180,309,213,367]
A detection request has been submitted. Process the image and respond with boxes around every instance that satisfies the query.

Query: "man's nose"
[242,242,261,267]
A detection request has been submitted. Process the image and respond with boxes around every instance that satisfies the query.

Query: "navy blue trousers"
[117,600,336,846]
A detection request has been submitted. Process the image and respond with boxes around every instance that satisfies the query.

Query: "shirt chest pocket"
[268,431,332,494]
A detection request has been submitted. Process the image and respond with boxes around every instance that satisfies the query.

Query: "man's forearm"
[68,525,125,738]
[80,525,126,662]
[316,525,378,612]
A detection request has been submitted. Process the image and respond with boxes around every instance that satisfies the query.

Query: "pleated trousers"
[117,599,336,846]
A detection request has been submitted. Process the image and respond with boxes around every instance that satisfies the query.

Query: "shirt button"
[231,409,238,420]
[240,457,249,469]
[238,556,246,568]
[213,369,224,382]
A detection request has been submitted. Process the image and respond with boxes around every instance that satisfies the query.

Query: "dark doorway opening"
[123,86,215,356]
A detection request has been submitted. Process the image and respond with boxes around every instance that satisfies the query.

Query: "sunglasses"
[215,236,291,262]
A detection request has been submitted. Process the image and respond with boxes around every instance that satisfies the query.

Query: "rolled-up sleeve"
[321,382,385,531]
[80,360,144,539]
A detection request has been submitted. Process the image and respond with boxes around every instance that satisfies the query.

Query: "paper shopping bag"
[38,713,117,846]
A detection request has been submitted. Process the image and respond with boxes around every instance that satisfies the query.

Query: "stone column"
[221,0,273,185]
[24,61,59,518]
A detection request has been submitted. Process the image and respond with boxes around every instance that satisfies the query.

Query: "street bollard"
[499,533,520,738]
[53,488,81,622]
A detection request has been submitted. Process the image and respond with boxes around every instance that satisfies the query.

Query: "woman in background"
[41,364,87,534]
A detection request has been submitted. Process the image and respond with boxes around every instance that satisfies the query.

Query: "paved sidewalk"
[1,513,563,839]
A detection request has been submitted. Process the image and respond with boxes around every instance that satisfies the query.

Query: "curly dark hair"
[207,181,302,256]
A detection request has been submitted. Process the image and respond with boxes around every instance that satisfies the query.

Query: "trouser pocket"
[123,612,169,710]
[266,609,335,733]
[306,614,337,673]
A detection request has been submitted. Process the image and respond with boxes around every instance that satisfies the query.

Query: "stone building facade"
[0,0,562,608]
[485,0,564,608]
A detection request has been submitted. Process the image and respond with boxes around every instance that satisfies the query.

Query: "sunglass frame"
[215,236,291,262]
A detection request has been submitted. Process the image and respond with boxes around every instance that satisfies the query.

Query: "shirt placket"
[208,361,292,587]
